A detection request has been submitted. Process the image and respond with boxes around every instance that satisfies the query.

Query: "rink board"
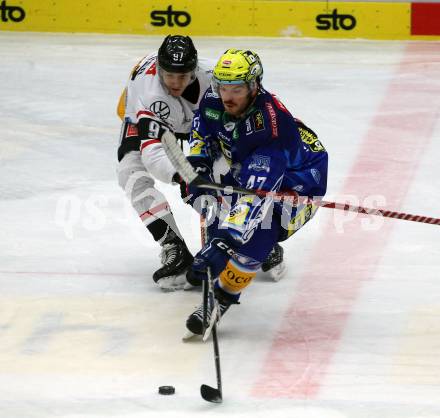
[1,0,439,40]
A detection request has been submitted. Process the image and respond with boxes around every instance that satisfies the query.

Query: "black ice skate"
[183,268,203,290]
[153,230,193,291]
[184,296,231,339]
[261,243,286,282]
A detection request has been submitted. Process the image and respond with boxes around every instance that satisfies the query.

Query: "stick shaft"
[162,131,439,227]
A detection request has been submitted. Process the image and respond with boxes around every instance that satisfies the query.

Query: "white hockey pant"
[117,152,183,240]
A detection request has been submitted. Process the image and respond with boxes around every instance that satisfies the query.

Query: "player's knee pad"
[217,254,260,296]
[118,154,171,221]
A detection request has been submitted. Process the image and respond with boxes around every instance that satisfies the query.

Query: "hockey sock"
[146,218,171,242]
[218,258,258,299]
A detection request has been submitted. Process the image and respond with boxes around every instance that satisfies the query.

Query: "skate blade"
[182,330,201,341]
[270,262,287,282]
[183,282,200,291]
[158,274,186,292]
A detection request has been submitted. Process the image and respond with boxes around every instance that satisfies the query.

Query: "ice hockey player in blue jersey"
[183,49,328,335]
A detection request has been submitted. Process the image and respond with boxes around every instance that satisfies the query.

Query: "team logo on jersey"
[149,101,170,120]
[249,155,271,173]
[252,111,265,132]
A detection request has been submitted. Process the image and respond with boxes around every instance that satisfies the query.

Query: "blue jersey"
[189,87,328,245]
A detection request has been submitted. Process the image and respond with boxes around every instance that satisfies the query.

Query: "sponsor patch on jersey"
[224,203,250,227]
[126,124,139,137]
[149,101,170,120]
[190,139,205,156]
[252,111,265,132]
[299,126,325,152]
[219,140,232,162]
[245,117,253,135]
[219,259,256,293]
[249,155,271,173]
[218,131,230,142]
[205,107,221,121]
[287,203,318,236]
[265,103,278,138]
[205,90,219,99]
[191,129,204,141]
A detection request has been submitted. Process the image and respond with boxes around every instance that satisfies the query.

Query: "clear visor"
[211,77,255,95]
[158,63,196,83]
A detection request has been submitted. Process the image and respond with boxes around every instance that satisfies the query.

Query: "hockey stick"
[162,131,440,227]
[200,204,209,336]
[199,198,223,403]
[200,267,223,403]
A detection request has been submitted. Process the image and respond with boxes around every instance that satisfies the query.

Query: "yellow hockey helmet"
[212,49,263,89]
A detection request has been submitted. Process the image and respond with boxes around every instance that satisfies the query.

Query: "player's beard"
[223,91,256,118]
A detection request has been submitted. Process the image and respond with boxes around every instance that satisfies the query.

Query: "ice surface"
[0,32,439,417]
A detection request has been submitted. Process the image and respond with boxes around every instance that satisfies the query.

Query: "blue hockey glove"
[188,238,234,285]
[184,156,217,208]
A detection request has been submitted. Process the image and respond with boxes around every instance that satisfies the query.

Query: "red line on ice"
[252,43,440,398]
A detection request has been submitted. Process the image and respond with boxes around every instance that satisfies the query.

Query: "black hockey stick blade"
[200,384,222,403]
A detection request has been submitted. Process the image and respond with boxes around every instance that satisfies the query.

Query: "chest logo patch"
[150,101,170,120]
[249,155,271,173]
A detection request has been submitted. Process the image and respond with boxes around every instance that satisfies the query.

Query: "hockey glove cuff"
[185,156,217,208]
[190,238,234,283]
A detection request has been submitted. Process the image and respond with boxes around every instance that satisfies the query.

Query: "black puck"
[158,385,175,395]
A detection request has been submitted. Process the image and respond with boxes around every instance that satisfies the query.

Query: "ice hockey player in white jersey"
[116,35,212,290]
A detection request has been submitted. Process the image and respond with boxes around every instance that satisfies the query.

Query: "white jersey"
[119,53,212,183]
[124,53,212,133]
